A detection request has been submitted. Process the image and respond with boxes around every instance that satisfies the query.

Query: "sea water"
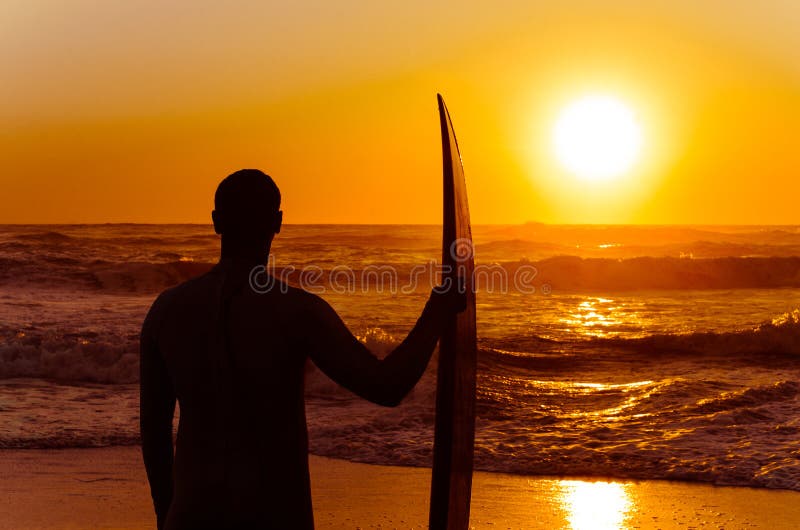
[1,224,798,490]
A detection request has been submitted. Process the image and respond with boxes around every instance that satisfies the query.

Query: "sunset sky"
[3,1,799,224]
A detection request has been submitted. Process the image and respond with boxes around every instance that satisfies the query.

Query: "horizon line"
[1,221,799,228]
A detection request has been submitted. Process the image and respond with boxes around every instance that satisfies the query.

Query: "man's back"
[142,263,317,529]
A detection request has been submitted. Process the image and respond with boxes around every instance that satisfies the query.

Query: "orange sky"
[3,1,799,224]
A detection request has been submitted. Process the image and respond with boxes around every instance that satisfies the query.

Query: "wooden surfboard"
[429,94,478,530]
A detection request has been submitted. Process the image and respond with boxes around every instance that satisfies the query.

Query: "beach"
[2,446,799,529]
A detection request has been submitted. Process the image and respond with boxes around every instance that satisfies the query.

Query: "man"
[140,169,463,529]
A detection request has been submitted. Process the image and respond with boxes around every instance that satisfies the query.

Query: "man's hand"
[428,277,468,315]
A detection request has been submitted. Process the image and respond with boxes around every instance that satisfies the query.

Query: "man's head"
[212,169,283,257]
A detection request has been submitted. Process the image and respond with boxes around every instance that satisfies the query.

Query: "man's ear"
[212,210,222,235]
[275,210,283,234]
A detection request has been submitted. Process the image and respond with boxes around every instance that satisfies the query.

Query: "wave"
[305,374,800,491]
[478,310,800,379]
[530,255,800,291]
[0,331,140,384]
[12,230,75,242]
[3,254,800,294]
[4,310,798,388]
[87,261,214,292]
[689,380,800,416]
[0,323,411,386]
[0,258,215,293]
[0,432,141,450]
[589,309,800,358]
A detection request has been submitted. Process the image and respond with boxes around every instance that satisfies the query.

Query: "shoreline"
[2,446,800,529]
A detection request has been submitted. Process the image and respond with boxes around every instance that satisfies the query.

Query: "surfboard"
[429,94,478,530]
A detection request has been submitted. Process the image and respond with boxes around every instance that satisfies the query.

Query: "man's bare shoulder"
[158,271,220,305]
[142,272,220,335]
[250,282,329,314]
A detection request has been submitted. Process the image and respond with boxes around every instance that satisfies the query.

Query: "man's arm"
[306,288,464,407]
[139,296,176,530]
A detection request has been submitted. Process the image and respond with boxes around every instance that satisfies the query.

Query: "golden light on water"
[559,297,645,338]
[529,379,656,419]
[560,480,633,530]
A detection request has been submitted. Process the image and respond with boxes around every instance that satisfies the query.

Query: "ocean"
[1,224,798,491]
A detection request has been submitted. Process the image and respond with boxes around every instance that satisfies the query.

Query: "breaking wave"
[2,255,800,294]
[3,311,798,385]
[590,309,800,357]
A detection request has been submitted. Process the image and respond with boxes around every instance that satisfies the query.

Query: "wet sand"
[1,446,799,529]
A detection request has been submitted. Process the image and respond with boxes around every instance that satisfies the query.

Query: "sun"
[553,95,643,181]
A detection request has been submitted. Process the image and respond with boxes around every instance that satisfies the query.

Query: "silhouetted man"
[140,169,463,529]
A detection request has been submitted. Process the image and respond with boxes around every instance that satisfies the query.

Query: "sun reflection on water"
[559,480,632,529]
[523,379,656,419]
[558,296,646,338]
